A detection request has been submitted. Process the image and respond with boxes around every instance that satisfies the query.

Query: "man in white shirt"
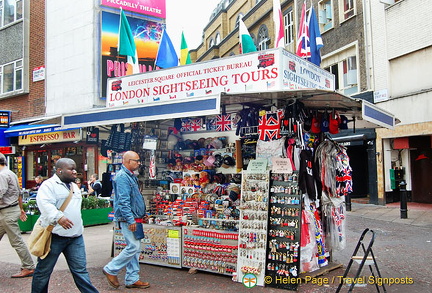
[31,158,99,293]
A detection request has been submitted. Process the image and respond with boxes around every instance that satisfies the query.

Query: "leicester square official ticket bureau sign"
[105,47,335,109]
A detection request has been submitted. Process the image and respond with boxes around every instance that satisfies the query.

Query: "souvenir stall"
[62,48,396,289]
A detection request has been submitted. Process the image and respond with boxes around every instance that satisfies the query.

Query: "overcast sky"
[165,0,221,54]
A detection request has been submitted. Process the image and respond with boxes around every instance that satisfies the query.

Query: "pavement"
[0,202,431,292]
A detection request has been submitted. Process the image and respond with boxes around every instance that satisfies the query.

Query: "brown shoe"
[125,280,150,289]
[102,269,120,288]
[11,268,34,278]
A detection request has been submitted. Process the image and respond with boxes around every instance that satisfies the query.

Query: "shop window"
[283,8,294,45]
[258,25,269,51]
[1,59,23,95]
[319,0,333,31]
[1,0,23,27]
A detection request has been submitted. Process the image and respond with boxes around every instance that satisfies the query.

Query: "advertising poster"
[101,11,164,97]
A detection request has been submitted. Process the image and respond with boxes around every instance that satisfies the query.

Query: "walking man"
[31,158,99,293]
[103,151,150,289]
[0,152,36,278]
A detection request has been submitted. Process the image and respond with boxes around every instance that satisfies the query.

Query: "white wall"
[46,0,103,116]
[369,0,432,125]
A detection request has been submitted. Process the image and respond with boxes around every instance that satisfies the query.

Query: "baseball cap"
[339,115,349,130]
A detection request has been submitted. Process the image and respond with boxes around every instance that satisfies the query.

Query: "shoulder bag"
[27,186,74,259]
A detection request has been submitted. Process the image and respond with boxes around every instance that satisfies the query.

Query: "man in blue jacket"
[103,151,149,289]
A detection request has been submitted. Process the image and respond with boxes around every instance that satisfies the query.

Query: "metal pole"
[399,181,407,219]
[345,194,352,211]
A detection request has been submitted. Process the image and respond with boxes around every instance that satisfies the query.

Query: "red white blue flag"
[258,110,284,141]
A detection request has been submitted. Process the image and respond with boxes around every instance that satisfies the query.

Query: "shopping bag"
[27,218,54,259]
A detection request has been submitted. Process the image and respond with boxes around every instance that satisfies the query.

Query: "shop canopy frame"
[61,89,397,130]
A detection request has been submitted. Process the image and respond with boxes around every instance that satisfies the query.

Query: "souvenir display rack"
[182,227,238,275]
[140,224,182,268]
[265,171,302,290]
[113,225,182,268]
[237,171,270,287]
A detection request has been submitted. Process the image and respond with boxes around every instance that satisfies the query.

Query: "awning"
[62,94,221,128]
[61,90,397,130]
[220,89,398,129]
[4,124,79,137]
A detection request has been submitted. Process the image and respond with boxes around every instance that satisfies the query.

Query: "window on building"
[215,33,221,45]
[1,0,23,27]
[341,0,355,20]
[209,38,214,48]
[324,55,358,95]
[319,0,333,31]
[258,25,269,51]
[1,59,22,95]
[283,9,294,45]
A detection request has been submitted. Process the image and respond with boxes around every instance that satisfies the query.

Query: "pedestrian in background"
[88,173,102,196]
[0,152,36,278]
[31,158,98,293]
[103,151,150,289]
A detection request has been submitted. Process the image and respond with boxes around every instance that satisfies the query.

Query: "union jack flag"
[258,109,284,141]
[215,114,232,131]
[190,118,204,131]
[180,119,192,132]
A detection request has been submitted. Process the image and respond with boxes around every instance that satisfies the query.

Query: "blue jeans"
[104,221,141,286]
[31,234,98,293]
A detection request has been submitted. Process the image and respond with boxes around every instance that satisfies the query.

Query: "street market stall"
[62,48,396,289]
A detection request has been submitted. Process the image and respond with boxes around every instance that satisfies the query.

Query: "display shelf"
[237,171,270,287]
[182,227,238,276]
[113,224,182,269]
[140,224,182,268]
[265,171,302,290]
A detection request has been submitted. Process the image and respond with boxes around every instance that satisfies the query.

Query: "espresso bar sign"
[19,129,82,145]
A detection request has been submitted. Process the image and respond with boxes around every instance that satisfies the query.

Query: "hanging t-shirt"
[298,149,318,200]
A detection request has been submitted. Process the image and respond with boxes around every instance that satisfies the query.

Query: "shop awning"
[4,124,79,137]
[62,95,221,128]
[219,89,398,129]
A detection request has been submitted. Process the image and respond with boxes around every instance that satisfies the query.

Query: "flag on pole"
[118,9,139,75]
[273,0,285,48]
[296,1,310,59]
[155,29,179,69]
[239,17,257,54]
[180,31,192,65]
[308,7,323,66]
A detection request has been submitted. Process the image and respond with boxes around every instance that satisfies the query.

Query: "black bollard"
[399,180,407,219]
[345,193,352,211]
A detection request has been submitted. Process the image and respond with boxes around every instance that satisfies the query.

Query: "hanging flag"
[155,29,178,69]
[180,31,192,65]
[273,0,285,48]
[238,17,257,54]
[118,9,139,75]
[308,7,324,66]
[296,1,310,59]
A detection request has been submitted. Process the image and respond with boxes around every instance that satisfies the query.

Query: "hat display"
[339,115,349,130]
[221,155,235,168]
[204,155,216,167]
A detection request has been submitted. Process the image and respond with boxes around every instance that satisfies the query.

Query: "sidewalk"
[1,202,431,292]
[348,201,432,228]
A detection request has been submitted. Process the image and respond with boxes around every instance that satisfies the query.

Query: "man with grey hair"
[0,152,36,278]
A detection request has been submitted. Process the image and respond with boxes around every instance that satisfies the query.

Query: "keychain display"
[182,227,238,275]
[237,171,270,287]
[265,171,302,290]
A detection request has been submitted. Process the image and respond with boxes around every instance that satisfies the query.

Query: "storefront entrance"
[410,149,432,203]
